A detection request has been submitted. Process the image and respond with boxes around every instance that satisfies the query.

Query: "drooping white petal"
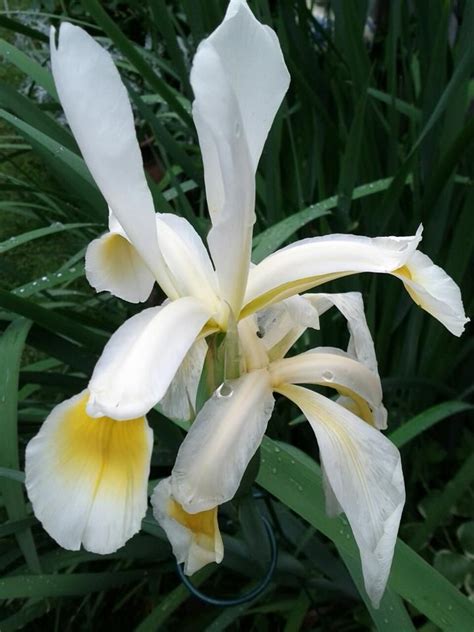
[269,351,383,424]
[87,297,213,420]
[305,292,378,373]
[155,214,219,309]
[392,250,469,336]
[277,384,405,607]
[191,0,290,314]
[243,227,424,315]
[160,339,208,421]
[25,390,152,554]
[172,369,275,513]
[50,24,175,297]
[85,231,155,303]
[151,477,223,575]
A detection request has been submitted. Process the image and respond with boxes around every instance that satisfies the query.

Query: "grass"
[0,0,473,630]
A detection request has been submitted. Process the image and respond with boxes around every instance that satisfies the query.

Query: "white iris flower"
[26,0,467,573]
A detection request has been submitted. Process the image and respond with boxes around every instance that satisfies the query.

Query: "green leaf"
[0,319,40,573]
[0,222,94,254]
[252,176,403,263]
[0,571,149,598]
[0,39,58,99]
[257,437,474,631]
[458,522,474,557]
[389,401,474,448]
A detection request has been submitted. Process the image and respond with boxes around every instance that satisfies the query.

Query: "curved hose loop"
[175,516,278,607]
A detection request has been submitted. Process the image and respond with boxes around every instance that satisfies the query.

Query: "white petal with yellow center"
[85,231,155,303]
[172,369,275,513]
[152,478,223,575]
[25,390,152,554]
[277,384,405,607]
[87,297,213,420]
[244,228,423,315]
[50,23,175,298]
[392,250,469,336]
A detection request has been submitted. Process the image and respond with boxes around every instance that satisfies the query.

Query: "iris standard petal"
[243,228,424,315]
[151,477,223,575]
[191,0,289,314]
[392,250,469,336]
[25,390,152,554]
[277,384,405,608]
[50,23,175,297]
[87,297,213,420]
[156,214,219,309]
[171,369,275,513]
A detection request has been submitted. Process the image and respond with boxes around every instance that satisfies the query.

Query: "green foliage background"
[0,0,473,629]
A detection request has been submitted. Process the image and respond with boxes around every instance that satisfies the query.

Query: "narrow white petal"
[243,227,423,314]
[191,0,289,313]
[85,231,155,303]
[305,292,378,373]
[50,24,174,297]
[278,384,405,607]
[156,214,219,308]
[160,339,208,422]
[392,250,469,336]
[87,297,212,420]
[269,351,383,421]
[25,390,152,554]
[151,478,223,575]
[172,369,275,513]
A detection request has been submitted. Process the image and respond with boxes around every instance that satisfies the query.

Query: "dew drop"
[56,272,63,278]
[32,281,38,286]
[322,370,334,382]
[297,485,303,492]
[19,288,25,293]
[41,276,47,281]
[274,446,281,453]
[271,467,277,475]
[216,382,233,398]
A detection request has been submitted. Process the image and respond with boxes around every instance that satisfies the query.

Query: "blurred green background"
[0,0,473,629]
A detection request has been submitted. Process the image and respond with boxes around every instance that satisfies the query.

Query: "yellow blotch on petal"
[168,498,220,553]
[54,393,149,496]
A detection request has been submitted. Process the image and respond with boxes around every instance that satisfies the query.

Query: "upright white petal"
[244,228,423,315]
[172,369,275,513]
[160,339,208,421]
[269,351,383,424]
[191,0,290,314]
[156,214,219,309]
[278,384,405,607]
[305,292,378,373]
[152,478,223,575]
[25,391,152,554]
[50,24,174,297]
[392,250,469,336]
[87,297,213,420]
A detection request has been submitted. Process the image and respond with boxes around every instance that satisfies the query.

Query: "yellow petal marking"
[54,393,149,497]
[168,499,220,552]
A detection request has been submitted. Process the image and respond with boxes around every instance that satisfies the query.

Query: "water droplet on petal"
[216,382,233,399]
[322,370,334,382]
